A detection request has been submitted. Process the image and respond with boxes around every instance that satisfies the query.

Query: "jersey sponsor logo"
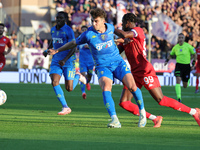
[3,39,6,41]
[180,49,182,52]
[53,38,63,44]
[92,35,96,38]
[96,40,112,51]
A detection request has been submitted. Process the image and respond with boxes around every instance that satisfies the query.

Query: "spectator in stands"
[43,39,48,50]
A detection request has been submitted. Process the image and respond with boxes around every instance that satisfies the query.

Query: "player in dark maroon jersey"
[114,13,200,127]
[0,23,12,72]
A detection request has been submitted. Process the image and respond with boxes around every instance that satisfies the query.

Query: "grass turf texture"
[0,83,200,150]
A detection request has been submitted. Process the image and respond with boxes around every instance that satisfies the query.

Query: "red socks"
[119,101,151,118]
[159,96,191,113]
[196,78,199,90]
[119,96,192,117]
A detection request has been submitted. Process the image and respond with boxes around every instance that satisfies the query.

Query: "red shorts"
[0,60,5,72]
[123,74,161,91]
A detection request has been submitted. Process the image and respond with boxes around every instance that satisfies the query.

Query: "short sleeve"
[189,44,196,54]
[6,38,12,48]
[170,46,175,55]
[76,31,88,45]
[66,26,75,42]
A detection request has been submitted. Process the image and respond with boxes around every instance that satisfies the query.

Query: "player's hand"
[59,60,65,66]
[124,38,132,45]
[48,49,58,55]
[114,38,124,45]
[164,58,169,66]
[191,66,195,71]
[43,49,48,57]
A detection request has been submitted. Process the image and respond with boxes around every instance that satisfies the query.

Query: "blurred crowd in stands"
[3,0,200,68]
[51,0,200,59]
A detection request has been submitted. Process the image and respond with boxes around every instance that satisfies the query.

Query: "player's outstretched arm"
[3,47,12,55]
[114,28,135,39]
[48,40,77,55]
[164,55,172,66]
[191,53,197,70]
[59,47,76,66]
[43,40,53,57]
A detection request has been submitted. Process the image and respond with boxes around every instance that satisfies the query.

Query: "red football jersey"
[0,36,12,60]
[120,27,156,77]
[196,47,200,66]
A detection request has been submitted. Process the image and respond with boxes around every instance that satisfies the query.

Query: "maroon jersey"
[0,36,12,61]
[120,27,160,90]
[120,27,156,77]
[196,47,200,66]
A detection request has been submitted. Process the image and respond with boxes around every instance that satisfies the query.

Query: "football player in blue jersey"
[48,8,147,128]
[78,25,95,99]
[45,11,86,115]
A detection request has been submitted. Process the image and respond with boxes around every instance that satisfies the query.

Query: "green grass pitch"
[0,83,200,150]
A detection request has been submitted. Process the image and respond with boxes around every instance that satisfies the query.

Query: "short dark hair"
[178,33,184,36]
[90,8,106,19]
[122,13,138,23]
[0,23,5,27]
[57,11,68,21]
[81,25,88,30]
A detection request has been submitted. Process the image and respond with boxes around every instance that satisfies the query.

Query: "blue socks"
[73,74,80,90]
[80,83,86,94]
[53,85,68,108]
[102,91,116,116]
[131,88,144,110]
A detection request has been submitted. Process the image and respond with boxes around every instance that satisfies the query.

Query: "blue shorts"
[95,59,131,81]
[49,60,76,80]
[80,61,94,75]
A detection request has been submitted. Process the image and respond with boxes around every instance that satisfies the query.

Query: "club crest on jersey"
[100,34,107,41]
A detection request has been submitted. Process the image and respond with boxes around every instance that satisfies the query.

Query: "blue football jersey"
[51,24,76,64]
[76,23,123,67]
[78,43,94,63]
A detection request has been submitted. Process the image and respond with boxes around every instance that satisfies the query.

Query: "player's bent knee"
[51,80,59,87]
[65,86,73,92]
[128,86,137,93]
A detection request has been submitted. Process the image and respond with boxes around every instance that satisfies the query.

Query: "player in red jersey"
[194,44,200,93]
[0,23,12,72]
[114,13,200,127]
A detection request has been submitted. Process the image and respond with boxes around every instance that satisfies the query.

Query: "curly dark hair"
[0,23,5,27]
[122,13,139,23]
[90,8,107,19]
